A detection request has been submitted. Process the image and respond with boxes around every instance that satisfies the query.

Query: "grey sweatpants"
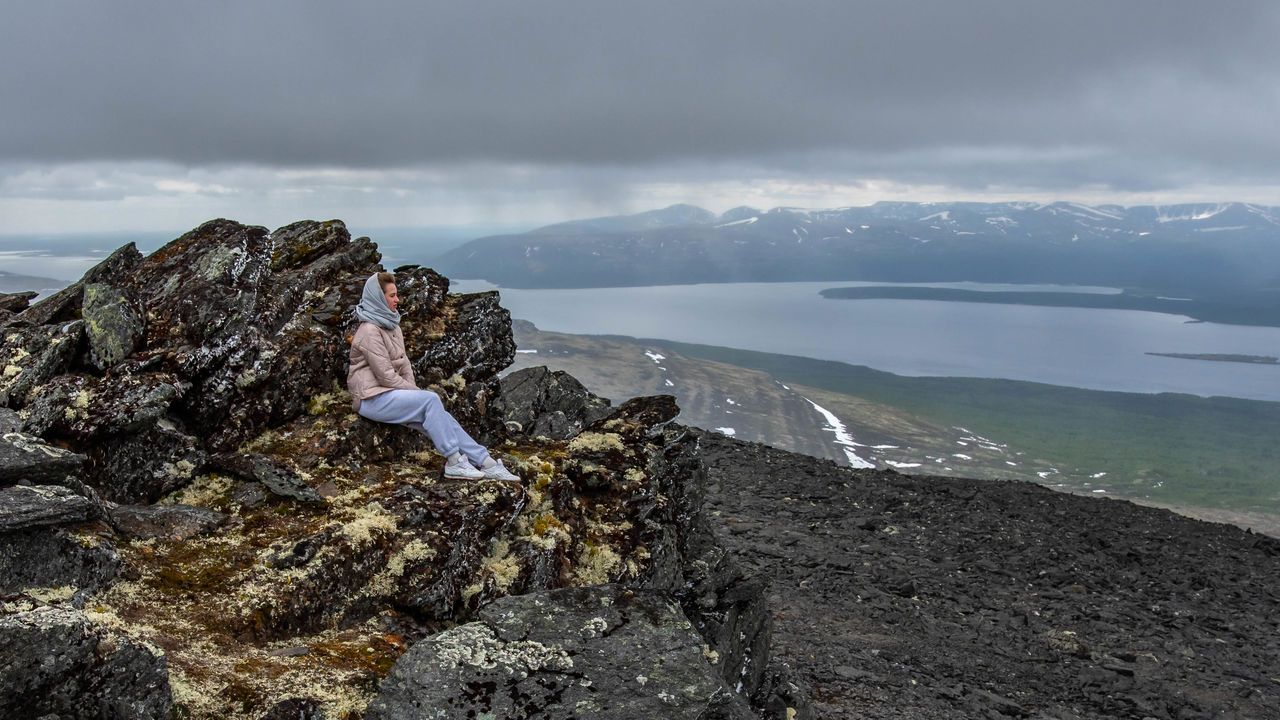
[357,389,490,466]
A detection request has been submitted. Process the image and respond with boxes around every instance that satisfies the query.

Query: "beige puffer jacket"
[346,322,417,411]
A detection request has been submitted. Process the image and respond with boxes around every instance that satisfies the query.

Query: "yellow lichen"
[336,503,397,547]
[366,539,436,596]
[481,538,519,589]
[572,543,622,585]
[160,473,234,508]
[566,432,625,454]
[24,585,76,604]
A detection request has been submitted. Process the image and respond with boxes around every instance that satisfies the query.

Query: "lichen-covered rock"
[368,585,756,720]
[498,365,614,439]
[0,605,170,720]
[81,282,144,371]
[0,485,96,532]
[0,526,121,598]
[0,320,84,407]
[23,372,185,441]
[0,430,86,485]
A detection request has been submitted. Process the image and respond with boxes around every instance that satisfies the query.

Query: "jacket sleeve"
[356,332,418,391]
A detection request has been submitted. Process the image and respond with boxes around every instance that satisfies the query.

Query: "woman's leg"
[358,389,489,463]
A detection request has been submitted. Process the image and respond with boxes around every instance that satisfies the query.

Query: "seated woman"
[346,271,519,481]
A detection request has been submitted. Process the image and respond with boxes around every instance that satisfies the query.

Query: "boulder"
[0,431,86,485]
[0,485,96,532]
[107,503,228,541]
[0,320,84,407]
[23,372,185,441]
[498,365,614,439]
[83,420,206,504]
[0,605,170,719]
[367,585,755,720]
[81,282,144,371]
[0,527,121,597]
[0,291,37,313]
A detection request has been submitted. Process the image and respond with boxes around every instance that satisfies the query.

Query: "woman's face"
[383,282,400,312]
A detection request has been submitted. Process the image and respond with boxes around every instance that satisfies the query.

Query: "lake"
[451,280,1280,402]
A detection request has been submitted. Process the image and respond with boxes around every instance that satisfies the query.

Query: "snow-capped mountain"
[433,201,1280,290]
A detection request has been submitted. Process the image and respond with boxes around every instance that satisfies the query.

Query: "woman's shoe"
[444,455,485,479]
[481,459,521,482]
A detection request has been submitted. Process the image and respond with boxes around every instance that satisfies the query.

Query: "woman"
[347,271,519,481]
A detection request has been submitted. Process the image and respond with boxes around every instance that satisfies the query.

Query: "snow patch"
[715,217,758,228]
[886,461,922,469]
[714,427,736,436]
[644,351,665,364]
[515,349,538,354]
[801,396,875,469]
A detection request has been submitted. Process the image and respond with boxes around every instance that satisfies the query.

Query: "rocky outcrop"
[0,430,87,485]
[368,585,755,719]
[0,218,780,718]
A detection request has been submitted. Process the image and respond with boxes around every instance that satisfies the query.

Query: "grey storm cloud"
[2,0,1279,192]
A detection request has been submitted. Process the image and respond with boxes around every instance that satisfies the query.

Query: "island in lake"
[1146,352,1279,365]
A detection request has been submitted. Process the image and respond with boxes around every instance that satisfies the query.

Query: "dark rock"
[0,408,20,433]
[0,485,95,532]
[367,585,756,720]
[122,219,381,449]
[81,282,144,371]
[0,320,84,407]
[23,372,185,441]
[83,419,206,504]
[497,365,613,439]
[0,431,86,485]
[108,503,228,540]
[413,290,514,385]
[0,526,121,597]
[8,243,142,328]
[590,393,681,435]
[0,605,170,719]
[0,291,37,313]
[210,452,324,504]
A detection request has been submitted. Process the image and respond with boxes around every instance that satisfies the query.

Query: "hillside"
[433,202,1280,301]
[504,322,1280,536]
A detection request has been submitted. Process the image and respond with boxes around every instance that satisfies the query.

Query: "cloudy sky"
[3,0,1279,234]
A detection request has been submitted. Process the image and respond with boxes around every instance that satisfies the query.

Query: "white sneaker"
[482,459,521,482]
[444,455,485,479]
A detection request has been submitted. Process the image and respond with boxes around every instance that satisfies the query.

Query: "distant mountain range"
[432,201,1280,292]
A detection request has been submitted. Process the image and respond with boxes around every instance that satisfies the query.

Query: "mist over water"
[453,280,1280,403]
